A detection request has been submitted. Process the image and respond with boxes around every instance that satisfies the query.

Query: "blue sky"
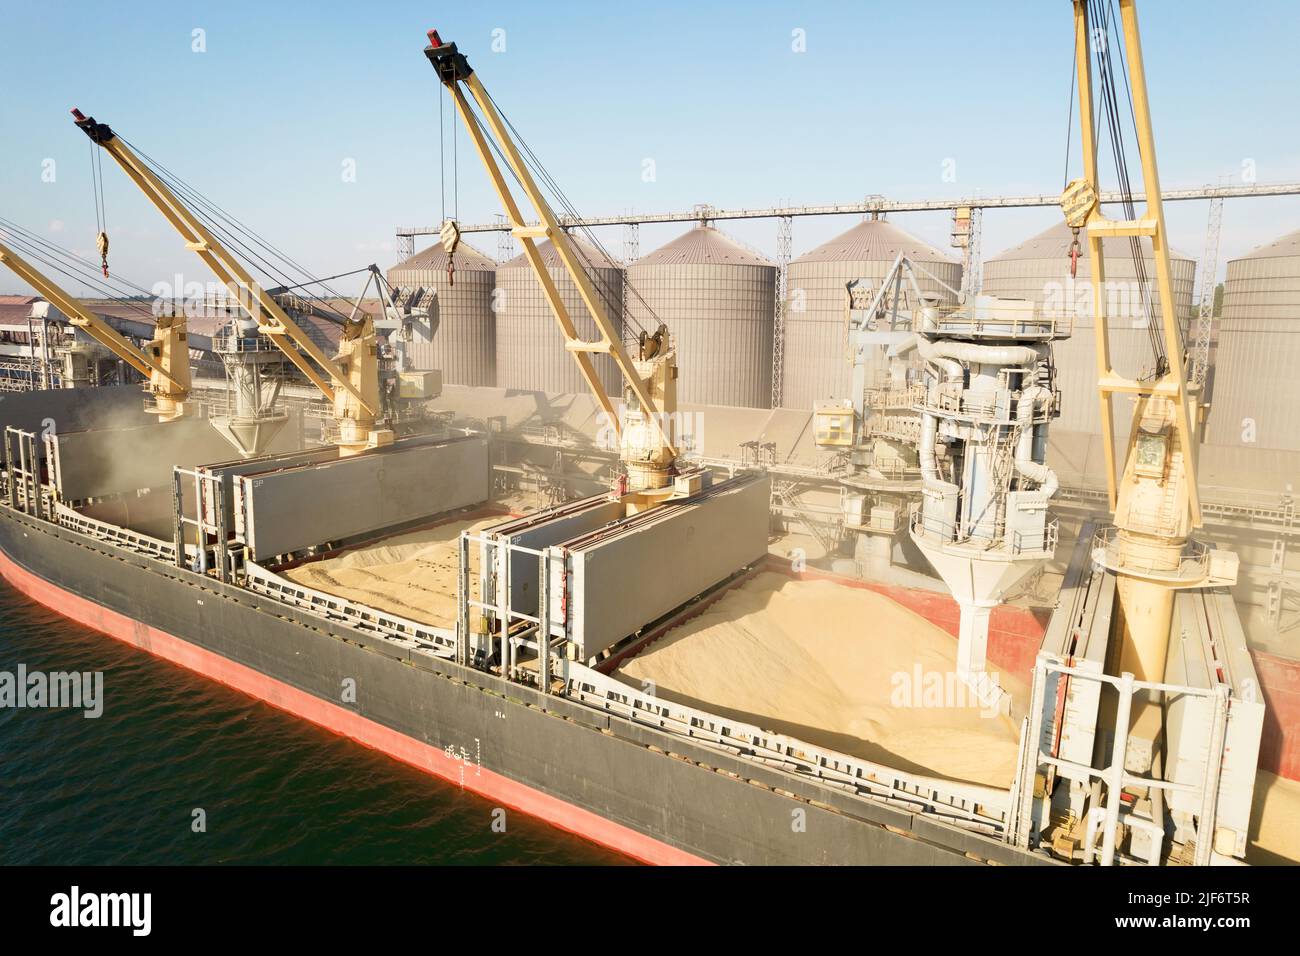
[2,0,1298,297]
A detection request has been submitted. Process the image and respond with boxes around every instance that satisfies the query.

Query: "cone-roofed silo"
[496,237,624,396]
[386,241,496,386]
[626,224,777,408]
[781,216,962,410]
[982,219,1196,436]
[1205,227,1300,450]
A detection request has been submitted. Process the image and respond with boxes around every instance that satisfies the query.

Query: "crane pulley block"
[70,108,114,143]
[96,231,110,278]
[1060,177,1097,228]
[440,219,461,286]
[424,32,473,85]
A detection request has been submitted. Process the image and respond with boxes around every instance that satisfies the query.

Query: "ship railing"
[561,660,1011,837]
[912,389,1053,426]
[1014,655,1231,865]
[865,383,925,411]
[3,426,46,520]
[51,502,179,563]
[243,560,458,661]
[911,509,1058,557]
[919,305,1073,340]
[1089,527,1213,583]
[172,466,234,582]
[458,529,566,687]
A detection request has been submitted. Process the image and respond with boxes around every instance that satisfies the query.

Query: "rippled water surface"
[0,581,627,865]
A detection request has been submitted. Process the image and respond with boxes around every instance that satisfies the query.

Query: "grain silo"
[781,216,962,410]
[1205,227,1300,451]
[982,220,1196,436]
[496,237,624,396]
[626,225,776,408]
[386,241,495,386]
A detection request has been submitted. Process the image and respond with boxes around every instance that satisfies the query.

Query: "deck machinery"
[813,254,951,575]
[0,235,193,421]
[73,108,394,458]
[423,30,771,677]
[1010,0,1260,865]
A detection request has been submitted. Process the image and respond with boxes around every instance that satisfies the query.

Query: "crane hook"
[1068,227,1081,280]
[440,218,461,288]
[96,230,110,278]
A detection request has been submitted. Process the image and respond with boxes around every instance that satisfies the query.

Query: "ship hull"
[0,505,1043,866]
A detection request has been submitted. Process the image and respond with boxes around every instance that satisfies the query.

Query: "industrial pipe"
[1014,385,1058,503]
[918,411,959,502]
[893,333,963,384]
[928,340,1045,369]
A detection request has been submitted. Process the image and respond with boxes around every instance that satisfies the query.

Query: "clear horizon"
[2,0,1298,298]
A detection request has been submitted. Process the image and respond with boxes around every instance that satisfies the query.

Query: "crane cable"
[1091,0,1171,379]
[1064,17,1082,279]
[475,85,662,343]
[437,81,461,286]
[0,217,163,325]
[88,140,109,277]
[116,135,361,327]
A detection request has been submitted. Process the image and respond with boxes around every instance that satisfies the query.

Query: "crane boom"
[1066,0,1200,523]
[0,236,191,420]
[423,32,681,492]
[1065,0,1236,689]
[70,109,389,453]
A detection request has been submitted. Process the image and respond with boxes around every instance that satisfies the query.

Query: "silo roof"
[1232,227,1300,262]
[393,239,496,272]
[633,225,774,267]
[502,236,617,270]
[790,218,957,265]
[989,219,1194,263]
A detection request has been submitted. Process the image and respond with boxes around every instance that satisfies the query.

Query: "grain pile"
[616,571,1025,788]
[283,516,498,629]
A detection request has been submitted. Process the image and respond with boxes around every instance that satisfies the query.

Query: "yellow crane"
[1063,0,1237,689]
[0,235,191,420]
[70,109,390,457]
[423,30,682,511]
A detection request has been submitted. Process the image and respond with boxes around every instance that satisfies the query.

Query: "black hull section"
[0,506,1044,865]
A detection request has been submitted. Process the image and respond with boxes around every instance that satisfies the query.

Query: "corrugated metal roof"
[633,224,773,267]
[790,217,957,265]
[503,236,619,270]
[0,295,39,306]
[1232,227,1300,262]
[989,219,1194,264]
[393,239,496,272]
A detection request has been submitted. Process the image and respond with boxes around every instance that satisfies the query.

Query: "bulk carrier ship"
[1,1,1295,867]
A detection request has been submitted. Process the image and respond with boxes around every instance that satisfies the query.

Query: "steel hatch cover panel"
[568,474,771,659]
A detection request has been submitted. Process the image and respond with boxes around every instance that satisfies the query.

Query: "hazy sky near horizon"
[2,0,1298,298]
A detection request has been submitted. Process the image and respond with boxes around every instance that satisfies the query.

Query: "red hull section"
[0,547,710,867]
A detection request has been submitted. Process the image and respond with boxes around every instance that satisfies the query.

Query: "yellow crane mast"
[70,109,390,456]
[0,236,191,420]
[423,30,681,510]
[1063,0,1237,688]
